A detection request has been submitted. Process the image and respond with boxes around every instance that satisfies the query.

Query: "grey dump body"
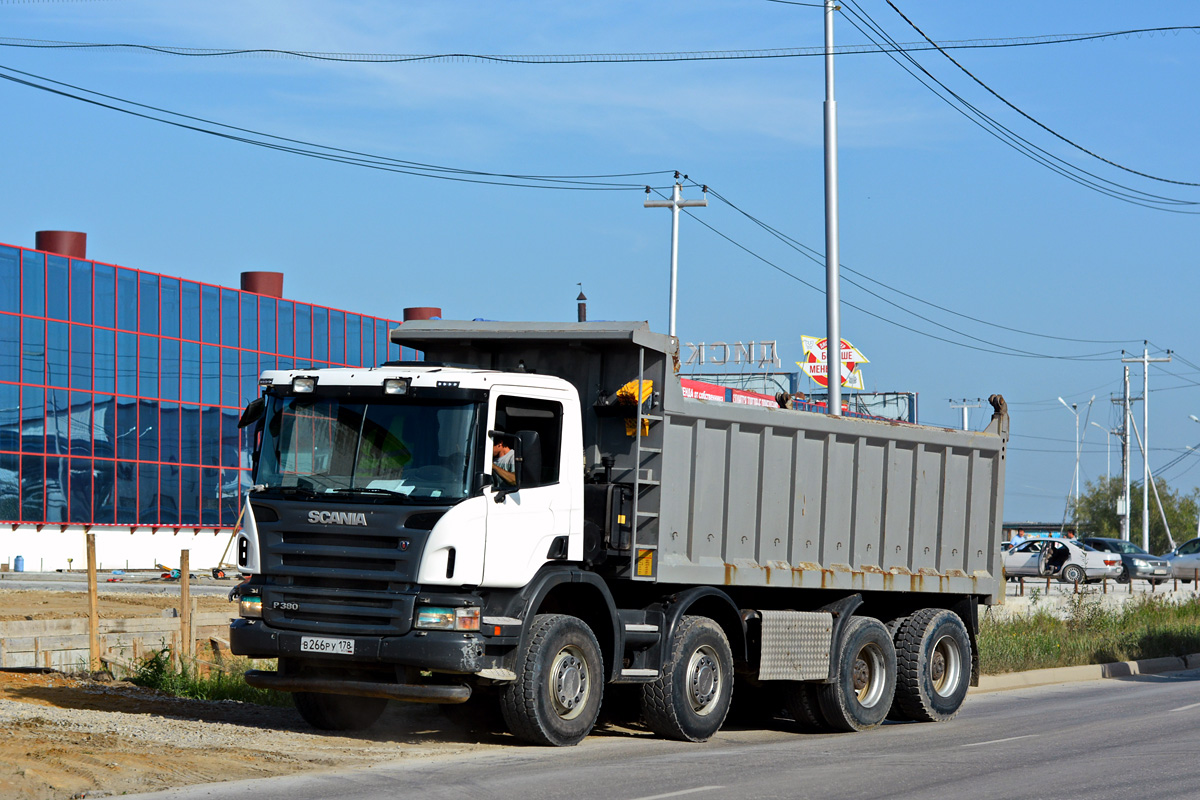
[393,320,1007,606]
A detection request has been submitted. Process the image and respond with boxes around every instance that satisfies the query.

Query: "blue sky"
[1,1,1198,528]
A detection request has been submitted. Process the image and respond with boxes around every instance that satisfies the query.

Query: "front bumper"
[243,669,470,704]
[1128,562,1171,580]
[230,618,514,676]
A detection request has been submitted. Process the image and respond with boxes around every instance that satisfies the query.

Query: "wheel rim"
[549,645,590,720]
[929,633,963,698]
[851,642,887,708]
[686,645,722,716]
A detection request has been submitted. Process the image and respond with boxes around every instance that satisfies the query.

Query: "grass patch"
[980,594,1200,674]
[128,649,292,707]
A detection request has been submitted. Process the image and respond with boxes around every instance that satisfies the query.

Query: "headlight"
[239,596,262,619]
[1132,558,1150,567]
[292,376,316,393]
[416,606,481,631]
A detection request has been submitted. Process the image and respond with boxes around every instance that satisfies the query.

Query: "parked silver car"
[1161,537,1200,582]
[1079,537,1171,584]
[1002,537,1121,583]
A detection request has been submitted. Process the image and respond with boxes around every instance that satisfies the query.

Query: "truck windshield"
[255,394,479,503]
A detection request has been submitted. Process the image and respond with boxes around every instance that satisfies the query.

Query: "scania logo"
[307,510,369,526]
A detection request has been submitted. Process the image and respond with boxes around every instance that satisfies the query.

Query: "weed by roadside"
[979,594,1200,674]
[129,649,291,707]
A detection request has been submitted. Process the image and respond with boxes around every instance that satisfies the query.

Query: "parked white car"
[1162,537,1200,582]
[1002,537,1122,584]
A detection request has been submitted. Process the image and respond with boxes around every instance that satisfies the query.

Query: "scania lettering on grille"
[307,510,369,526]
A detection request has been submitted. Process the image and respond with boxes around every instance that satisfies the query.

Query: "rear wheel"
[1061,564,1086,584]
[293,692,388,731]
[817,616,896,732]
[783,681,833,732]
[500,614,604,747]
[890,608,971,723]
[642,616,734,742]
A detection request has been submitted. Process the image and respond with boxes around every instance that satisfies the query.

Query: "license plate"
[300,636,354,655]
[1153,569,1167,575]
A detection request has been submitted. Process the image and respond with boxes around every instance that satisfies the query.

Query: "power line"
[884,1,1200,188]
[695,182,1142,347]
[0,62,674,191]
[835,1,1200,213]
[650,188,1122,361]
[1,26,1197,63]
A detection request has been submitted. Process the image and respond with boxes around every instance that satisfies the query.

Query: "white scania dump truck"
[229,321,1008,746]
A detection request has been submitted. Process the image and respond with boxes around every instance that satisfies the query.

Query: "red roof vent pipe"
[403,307,442,321]
[241,271,284,298]
[36,231,87,259]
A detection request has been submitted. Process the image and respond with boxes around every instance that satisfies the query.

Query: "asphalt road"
[125,668,1200,800]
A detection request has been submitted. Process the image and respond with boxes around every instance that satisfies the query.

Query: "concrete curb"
[975,652,1200,693]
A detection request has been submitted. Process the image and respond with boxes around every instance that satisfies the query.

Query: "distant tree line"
[1073,476,1199,554]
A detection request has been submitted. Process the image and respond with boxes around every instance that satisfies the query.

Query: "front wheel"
[293,692,388,731]
[500,614,604,747]
[1116,566,1131,584]
[818,616,896,732]
[642,616,734,742]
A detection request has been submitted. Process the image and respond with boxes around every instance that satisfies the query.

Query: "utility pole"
[644,175,707,338]
[823,0,843,417]
[1122,368,1131,540]
[1123,343,1171,551]
[949,398,981,431]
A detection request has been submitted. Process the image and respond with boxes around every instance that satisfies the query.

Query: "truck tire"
[885,616,911,721]
[890,608,971,723]
[293,692,388,731]
[500,614,604,747]
[817,616,896,732]
[782,682,833,732]
[641,616,734,742]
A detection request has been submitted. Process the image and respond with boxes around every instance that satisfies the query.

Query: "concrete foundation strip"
[974,652,1200,693]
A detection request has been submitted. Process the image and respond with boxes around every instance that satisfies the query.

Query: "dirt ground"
[0,589,520,800]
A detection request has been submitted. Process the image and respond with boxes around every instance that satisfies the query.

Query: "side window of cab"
[494,396,563,487]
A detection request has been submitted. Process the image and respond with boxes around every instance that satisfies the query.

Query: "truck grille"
[253,502,442,636]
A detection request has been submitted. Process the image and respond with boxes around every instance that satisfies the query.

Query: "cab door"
[483,390,572,588]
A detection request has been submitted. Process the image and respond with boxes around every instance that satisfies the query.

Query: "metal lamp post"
[1058,395,1095,520]
[1090,421,1114,480]
[1058,397,1081,516]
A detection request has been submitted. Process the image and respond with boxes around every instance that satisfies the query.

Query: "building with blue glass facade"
[0,232,418,572]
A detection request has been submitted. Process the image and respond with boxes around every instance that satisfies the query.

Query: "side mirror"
[238,397,265,429]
